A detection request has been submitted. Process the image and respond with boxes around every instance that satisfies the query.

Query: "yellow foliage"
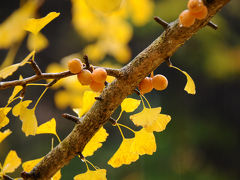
[27,32,49,52]
[8,76,23,103]
[0,129,12,143]
[0,107,12,129]
[1,150,21,175]
[74,169,107,180]
[0,50,35,79]
[12,100,32,117]
[132,128,156,155]
[82,127,108,157]
[121,98,141,113]
[0,1,37,49]
[130,107,171,132]
[24,12,60,35]
[108,138,139,168]
[170,65,196,95]
[36,118,57,136]
[85,0,122,14]
[20,107,38,136]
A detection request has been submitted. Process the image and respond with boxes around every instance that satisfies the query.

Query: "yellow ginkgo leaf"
[36,118,57,136]
[82,127,108,157]
[132,128,156,155]
[24,12,60,35]
[19,108,38,136]
[22,157,61,180]
[85,0,122,14]
[12,100,32,117]
[0,50,35,79]
[0,107,12,129]
[74,169,107,180]
[121,98,141,113]
[7,76,23,103]
[130,107,161,129]
[144,114,171,133]
[171,65,196,95]
[2,150,21,174]
[27,32,49,52]
[0,129,12,143]
[77,91,98,117]
[108,138,139,168]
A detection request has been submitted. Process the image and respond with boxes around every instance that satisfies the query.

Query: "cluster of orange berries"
[138,73,168,95]
[179,0,208,27]
[68,58,107,92]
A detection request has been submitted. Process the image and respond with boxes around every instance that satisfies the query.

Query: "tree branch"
[18,0,229,179]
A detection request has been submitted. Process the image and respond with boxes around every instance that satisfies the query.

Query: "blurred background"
[0,0,239,179]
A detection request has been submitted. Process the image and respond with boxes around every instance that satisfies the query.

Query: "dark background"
[0,0,239,179]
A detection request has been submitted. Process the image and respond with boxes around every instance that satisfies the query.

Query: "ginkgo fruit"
[152,74,168,91]
[92,68,107,83]
[90,80,105,92]
[187,0,205,13]
[68,58,83,74]
[138,77,153,94]
[191,5,208,20]
[77,69,92,85]
[179,9,195,27]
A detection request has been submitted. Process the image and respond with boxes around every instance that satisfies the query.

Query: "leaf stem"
[118,123,135,134]
[34,87,48,109]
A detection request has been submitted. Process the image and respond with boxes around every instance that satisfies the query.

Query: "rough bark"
[21,0,230,179]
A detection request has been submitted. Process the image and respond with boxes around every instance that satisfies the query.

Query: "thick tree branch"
[18,0,230,179]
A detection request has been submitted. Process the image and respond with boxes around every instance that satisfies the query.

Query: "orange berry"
[188,0,205,13]
[90,80,105,92]
[138,77,153,95]
[191,5,208,20]
[152,74,168,91]
[77,69,92,85]
[68,58,83,74]
[179,9,196,27]
[92,68,107,83]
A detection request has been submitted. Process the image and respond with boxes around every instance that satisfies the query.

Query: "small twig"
[95,96,103,101]
[62,113,81,124]
[29,58,42,75]
[83,55,90,70]
[109,117,117,126]
[3,175,14,180]
[20,84,26,98]
[154,16,169,29]
[47,79,58,87]
[207,21,218,30]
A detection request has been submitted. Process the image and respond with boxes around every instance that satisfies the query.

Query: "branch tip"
[154,16,169,29]
[62,113,81,124]
[29,58,42,75]
[109,117,117,126]
[207,21,218,30]
[83,55,90,70]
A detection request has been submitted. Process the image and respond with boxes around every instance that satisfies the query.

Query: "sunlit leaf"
[24,12,60,35]
[132,128,156,155]
[82,127,108,157]
[2,150,21,174]
[36,118,57,136]
[121,98,141,113]
[22,157,61,179]
[7,76,23,103]
[144,114,171,132]
[0,50,35,79]
[0,107,12,129]
[74,169,107,180]
[85,0,122,13]
[0,129,12,143]
[171,65,196,95]
[108,138,139,168]
[12,100,32,117]
[19,108,38,136]
[27,32,49,52]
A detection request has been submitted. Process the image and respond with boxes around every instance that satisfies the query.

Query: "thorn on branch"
[95,96,103,101]
[109,117,117,126]
[154,16,169,29]
[29,58,42,75]
[207,21,218,30]
[83,55,90,70]
[62,113,81,124]
[165,57,172,67]
[47,79,58,87]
